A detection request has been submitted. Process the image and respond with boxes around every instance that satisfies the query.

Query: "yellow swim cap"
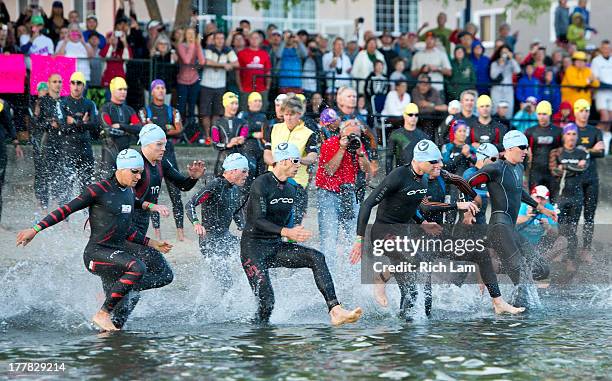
[477,94,492,108]
[222,92,238,108]
[70,71,86,84]
[295,93,306,103]
[109,77,127,92]
[248,92,262,103]
[535,100,552,115]
[403,103,419,115]
[573,98,590,113]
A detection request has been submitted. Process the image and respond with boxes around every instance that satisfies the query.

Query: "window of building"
[474,8,509,48]
[375,0,418,33]
[264,0,316,32]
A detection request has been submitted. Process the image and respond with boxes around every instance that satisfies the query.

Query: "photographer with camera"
[316,119,371,271]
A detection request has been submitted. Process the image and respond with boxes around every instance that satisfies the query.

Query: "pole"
[464,0,471,25]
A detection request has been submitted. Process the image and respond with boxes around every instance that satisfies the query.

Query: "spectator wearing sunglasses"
[385,103,428,174]
[463,143,499,224]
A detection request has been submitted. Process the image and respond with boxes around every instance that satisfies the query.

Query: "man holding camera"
[315,119,371,271]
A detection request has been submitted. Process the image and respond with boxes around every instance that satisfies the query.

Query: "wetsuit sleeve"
[549,148,562,177]
[34,182,103,231]
[356,169,403,236]
[589,129,605,158]
[233,196,247,230]
[162,158,199,191]
[119,108,142,135]
[467,163,498,188]
[83,101,99,135]
[125,226,150,246]
[247,178,284,235]
[385,133,395,175]
[305,132,318,154]
[521,189,538,208]
[185,180,217,224]
[441,169,478,199]
[212,121,228,150]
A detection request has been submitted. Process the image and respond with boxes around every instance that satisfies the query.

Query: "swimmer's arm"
[521,189,539,209]
[125,227,150,247]
[588,130,605,158]
[163,158,199,191]
[185,182,216,225]
[419,197,457,214]
[248,181,284,235]
[441,169,478,200]
[467,163,498,189]
[118,113,142,135]
[33,182,101,232]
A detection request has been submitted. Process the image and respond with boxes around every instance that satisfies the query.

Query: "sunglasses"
[516,145,529,150]
[130,169,143,174]
[286,158,300,164]
[70,81,84,85]
[405,113,419,117]
[481,154,498,162]
[427,159,441,165]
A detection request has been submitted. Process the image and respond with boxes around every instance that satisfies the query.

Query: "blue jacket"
[516,75,540,103]
[279,47,302,88]
[539,80,561,113]
[470,42,491,95]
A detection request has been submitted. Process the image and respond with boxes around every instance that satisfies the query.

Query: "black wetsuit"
[468,159,543,289]
[211,116,249,176]
[551,147,588,260]
[185,177,246,290]
[469,119,507,152]
[29,97,49,208]
[33,178,171,328]
[577,124,603,250]
[438,113,479,144]
[524,124,562,195]
[357,166,502,316]
[240,171,340,323]
[385,127,428,174]
[98,101,142,177]
[61,95,98,190]
[237,111,269,189]
[0,99,16,222]
[139,103,185,230]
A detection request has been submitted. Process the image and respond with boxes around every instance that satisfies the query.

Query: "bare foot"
[579,249,593,264]
[330,305,363,326]
[373,278,388,307]
[154,228,162,240]
[92,310,118,332]
[177,228,185,242]
[492,297,525,315]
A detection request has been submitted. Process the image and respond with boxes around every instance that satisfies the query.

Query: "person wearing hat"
[385,103,428,174]
[98,76,142,177]
[319,108,341,141]
[419,12,453,54]
[467,130,557,308]
[493,100,512,129]
[524,101,563,194]
[237,92,269,187]
[21,14,54,62]
[139,79,186,240]
[471,94,507,152]
[241,142,363,326]
[185,153,250,292]
[351,140,524,315]
[573,98,603,262]
[561,51,599,107]
[201,31,239,146]
[16,148,174,332]
[61,71,98,191]
[463,143,499,224]
[549,123,588,269]
[379,30,399,76]
[410,31,451,93]
[442,119,476,176]
[567,12,586,50]
[83,14,106,49]
[511,95,539,133]
[211,92,249,176]
[269,93,287,126]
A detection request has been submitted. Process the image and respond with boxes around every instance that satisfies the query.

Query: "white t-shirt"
[56,41,92,81]
[410,48,451,92]
[201,47,238,89]
[21,34,54,69]
[591,55,612,88]
[382,90,411,117]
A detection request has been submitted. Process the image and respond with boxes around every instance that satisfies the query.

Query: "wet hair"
[281,96,305,115]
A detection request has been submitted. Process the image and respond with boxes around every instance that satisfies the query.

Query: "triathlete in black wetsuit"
[0,98,24,224]
[61,72,98,190]
[139,80,186,240]
[240,142,362,326]
[524,101,562,195]
[237,92,269,191]
[385,103,428,174]
[470,95,507,152]
[549,124,588,267]
[186,153,249,291]
[98,77,143,177]
[16,149,174,332]
[212,92,249,176]
[468,130,556,308]
[574,99,604,262]
[350,140,524,316]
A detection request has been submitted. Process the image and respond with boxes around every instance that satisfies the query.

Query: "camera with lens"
[346,133,362,153]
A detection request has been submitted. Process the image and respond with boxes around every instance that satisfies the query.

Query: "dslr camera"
[346,133,362,154]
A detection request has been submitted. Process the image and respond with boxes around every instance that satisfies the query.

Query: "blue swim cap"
[503,130,528,150]
[413,140,442,162]
[223,153,249,171]
[273,142,301,163]
[138,123,167,146]
[116,148,144,169]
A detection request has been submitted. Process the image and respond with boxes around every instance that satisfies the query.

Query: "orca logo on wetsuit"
[417,141,430,152]
[270,198,294,204]
[121,205,132,213]
[406,189,427,196]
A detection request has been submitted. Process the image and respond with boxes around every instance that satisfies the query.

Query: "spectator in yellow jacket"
[561,51,599,107]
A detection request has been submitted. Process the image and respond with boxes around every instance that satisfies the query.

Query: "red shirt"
[315,136,361,192]
[237,48,271,92]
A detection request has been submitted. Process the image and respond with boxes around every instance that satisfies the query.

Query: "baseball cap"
[223,153,249,171]
[476,143,499,162]
[31,15,44,26]
[563,123,578,135]
[222,92,238,107]
[275,93,287,105]
[525,96,538,105]
[86,14,98,21]
[52,1,63,8]
[70,72,86,84]
[572,51,587,61]
[273,142,301,162]
[497,101,510,108]
[536,100,552,115]
[116,149,144,170]
[531,185,550,200]
[320,108,339,125]
[477,95,492,108]
[109,77,128,92]
[147,20,161,30]
[573,98,590,112]
[503,130,529,150]
[413,140,442,162]
[138,124,167,146]
[403,103,419,115]
[270,29,281,36]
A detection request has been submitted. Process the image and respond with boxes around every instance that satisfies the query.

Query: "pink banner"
[29,55,77,96]
[0,54,26,93]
